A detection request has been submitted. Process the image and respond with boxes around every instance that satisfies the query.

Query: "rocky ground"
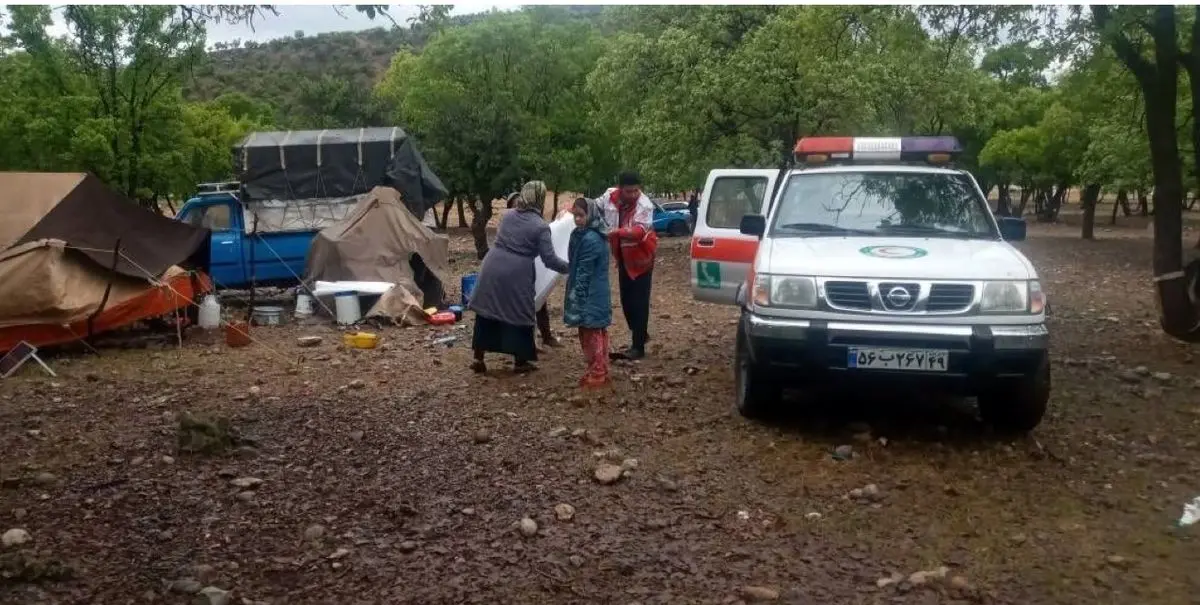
[2,218,1199,605]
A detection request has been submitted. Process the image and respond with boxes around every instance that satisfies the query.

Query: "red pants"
[577,328,610,387]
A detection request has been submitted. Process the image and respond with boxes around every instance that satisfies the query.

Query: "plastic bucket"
[461,273,479,307]
[334,291,362,325]
[294,292,314,318]
[225,320,251,348]
[251,306,284,326]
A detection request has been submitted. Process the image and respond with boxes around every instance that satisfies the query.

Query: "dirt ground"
[2,215,1199,605]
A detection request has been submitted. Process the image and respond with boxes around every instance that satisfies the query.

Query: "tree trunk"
[996,183,1012,216]
[1137,190,1149,216]
[1112,188,1127,224]
[469,197,493,260]
[1080,183,1101,240]
[437,200,451,229]
[1099,5,1196,340]
[1017,187,1032,216]
[551,189,560,216]
[456,197,468,228]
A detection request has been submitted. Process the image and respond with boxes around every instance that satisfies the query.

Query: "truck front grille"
[824,281,871,310]
[926,284,976,312]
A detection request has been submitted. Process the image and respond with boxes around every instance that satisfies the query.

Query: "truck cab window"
[185,205,233,231]
[706,176,768,229]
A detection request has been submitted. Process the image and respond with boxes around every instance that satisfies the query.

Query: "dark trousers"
[617,257,653,351]
[536,304,552,342]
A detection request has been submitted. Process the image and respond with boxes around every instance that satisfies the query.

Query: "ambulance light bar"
[793,136,962,165]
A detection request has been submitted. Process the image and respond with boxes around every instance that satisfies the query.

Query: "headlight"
[980,280,1041,313]
[752,274,817,308]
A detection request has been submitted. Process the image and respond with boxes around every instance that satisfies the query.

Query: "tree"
[376,11,606,258]
[1089,6,1198,341]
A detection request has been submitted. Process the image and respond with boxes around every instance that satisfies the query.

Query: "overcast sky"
[43,4,521,47]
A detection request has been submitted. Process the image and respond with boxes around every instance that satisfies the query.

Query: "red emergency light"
[793,136,962,165]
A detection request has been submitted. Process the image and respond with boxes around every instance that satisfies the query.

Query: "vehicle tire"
[668,220,689,237]
[978,354,1050,434]
[735,317,781,419]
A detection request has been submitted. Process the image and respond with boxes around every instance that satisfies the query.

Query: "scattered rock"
[1133,366,1151,377]
[569,428,587,438]
[303,524,326,540]
[832,445,854,461]
[168,578,203,594]
[876,572,903,588]
[741,585,780,601]
[1117,369,1142,383]
[472,429,492,444]
[248,386,261,399]
[349,430,365,442]
[11,508,26,521]
[908,566,949,585]
[2,528,31,547]
[1152,372,1173,382]
[666,376,685,387]
[548,426,569,438]
[620,458,640,472]
[348,379,366,390]
[518,517,538,537]
[1009,533,1028,545]
[398,540,419,553]
[236,491,255,502]
[230,477,263,489]
[297,336,323,347]
[949,575,972,591]
[31,471,58,486]
[193,586,231,605]
[1106,554,1132,569]
[568,554,585,567]
[328,548,350,560]
[162,455,175,464]
[554,503,576,521]
[594,463,623,485]
[805,512,822,521]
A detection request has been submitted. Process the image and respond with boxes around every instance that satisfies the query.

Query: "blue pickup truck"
[175,184,315,289]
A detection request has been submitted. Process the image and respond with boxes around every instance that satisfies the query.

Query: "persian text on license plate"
[846,347,948,372]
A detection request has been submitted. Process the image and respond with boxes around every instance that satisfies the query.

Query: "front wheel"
[734,318,780,419]
[977,354,1050,434]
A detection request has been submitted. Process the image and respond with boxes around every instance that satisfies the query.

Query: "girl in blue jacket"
[564,197,612,388]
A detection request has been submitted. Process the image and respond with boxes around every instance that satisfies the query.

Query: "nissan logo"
[886,286,913,307]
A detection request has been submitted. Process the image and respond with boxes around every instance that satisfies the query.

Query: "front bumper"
[743,313,1048,388]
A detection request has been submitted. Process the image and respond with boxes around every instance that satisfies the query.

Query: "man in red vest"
[603,171,658,360]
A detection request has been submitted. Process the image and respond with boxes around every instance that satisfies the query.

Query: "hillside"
[184,6,607,127]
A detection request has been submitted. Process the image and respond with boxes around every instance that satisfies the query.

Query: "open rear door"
[690,169,779,304]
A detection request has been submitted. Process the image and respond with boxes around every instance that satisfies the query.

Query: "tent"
[305,186,450,326]
[234,127,448,220]
[0,173,211,352]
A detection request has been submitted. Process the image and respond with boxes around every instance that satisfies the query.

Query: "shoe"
[542,335,563,348]
[470,360,487,374]
[609,347,645,361]
[513,361,538,374]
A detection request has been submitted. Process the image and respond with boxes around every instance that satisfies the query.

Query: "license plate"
[846,347,948,372]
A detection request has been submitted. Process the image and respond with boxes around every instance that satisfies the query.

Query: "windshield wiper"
[875,223,989,238]
[777,222,874,235]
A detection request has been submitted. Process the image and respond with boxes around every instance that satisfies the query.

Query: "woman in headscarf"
[506,191,562,350]
[469,181,569,373]
[563,197,612,388]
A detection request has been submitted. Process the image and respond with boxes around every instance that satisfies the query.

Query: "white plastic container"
[198,295,221,329]
[334,291,362,325]
[251,306,284,326]
[295,293,314,318]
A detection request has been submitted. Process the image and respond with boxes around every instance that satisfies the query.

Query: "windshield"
[769,171,997,238]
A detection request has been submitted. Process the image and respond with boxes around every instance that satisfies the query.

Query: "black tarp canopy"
[233,127,448,218]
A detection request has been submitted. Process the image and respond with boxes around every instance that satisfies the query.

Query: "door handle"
[218,241,234,245]
[697,238,715,247]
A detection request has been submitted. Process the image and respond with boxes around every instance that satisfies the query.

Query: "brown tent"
[305,186,450,326]
[0,173,211,351]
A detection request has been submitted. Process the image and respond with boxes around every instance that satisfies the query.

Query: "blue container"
[461,273,479,306]
[448,305,464,321]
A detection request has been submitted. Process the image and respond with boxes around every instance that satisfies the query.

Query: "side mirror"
[739,214,766,238]
[998,216,1026,241]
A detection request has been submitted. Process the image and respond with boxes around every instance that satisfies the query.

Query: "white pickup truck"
[690,136,1049,433]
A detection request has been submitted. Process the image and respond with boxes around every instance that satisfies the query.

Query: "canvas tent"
[0,173,211,352]
[234,127,448,222]
[305,186,451,326]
